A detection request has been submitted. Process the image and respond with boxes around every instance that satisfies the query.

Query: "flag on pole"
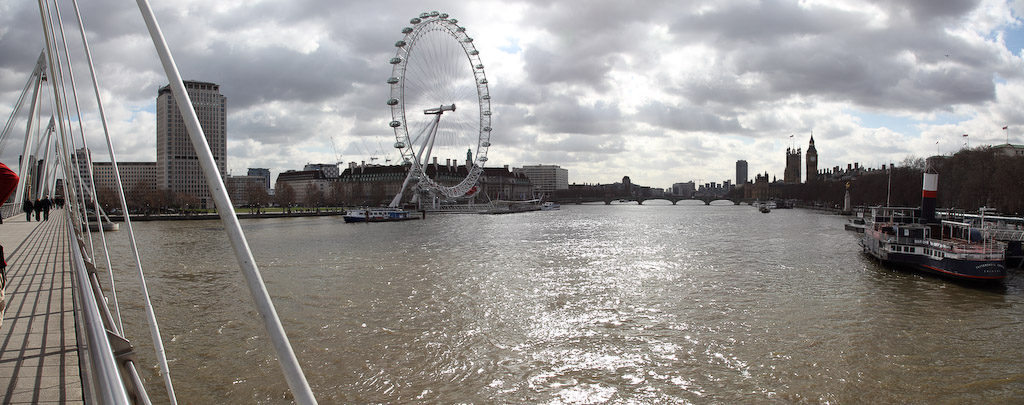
[1003,126,1008,130]
[963,134,968,137]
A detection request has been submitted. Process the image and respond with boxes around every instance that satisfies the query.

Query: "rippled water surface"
[106,204,1024,403]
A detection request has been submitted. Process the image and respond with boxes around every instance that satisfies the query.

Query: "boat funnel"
[921,172,937,223]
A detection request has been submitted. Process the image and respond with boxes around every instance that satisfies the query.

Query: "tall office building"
[247,168,271,190]
[75,147,157,201]
[736,160,748,186]
[517,164,569,195]
[156,80,227,208]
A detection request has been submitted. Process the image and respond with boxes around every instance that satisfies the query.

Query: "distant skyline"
[1,0,1023,189]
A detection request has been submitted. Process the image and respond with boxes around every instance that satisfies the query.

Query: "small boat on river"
[860,172,1005,281]
[541,201,560,211]
[343,208,417,223]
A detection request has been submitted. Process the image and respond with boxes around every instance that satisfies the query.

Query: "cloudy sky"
[2,0,1023,189]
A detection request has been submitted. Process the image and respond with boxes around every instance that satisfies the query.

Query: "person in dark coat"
[22,199,33,221]
[34,198,42,221]
[41,197,51,221]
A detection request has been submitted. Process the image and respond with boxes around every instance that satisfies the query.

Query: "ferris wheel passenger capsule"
[410,17,421,24]
[419,12,430,18]
[439,13,448,19]
[394,141,406,148]
[479,156,488,162]
[482,141,491,147]
[431,11,440,17]
[483,127,492,132]
[387,77,399,84]
[450,18,458,24]
[390,57,402,64]
[389,120,402,128]
[395,40,407,47]
[475,64,484,69]
[469,50,479,55]
[402,27,413,34]
[386,98,399,106]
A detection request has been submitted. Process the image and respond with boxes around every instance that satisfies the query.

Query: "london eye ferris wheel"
[386,11,492,207]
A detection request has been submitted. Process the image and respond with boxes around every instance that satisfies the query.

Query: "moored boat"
[860,172,1005,281]
[541,201,560,211]
[343,208,417,223]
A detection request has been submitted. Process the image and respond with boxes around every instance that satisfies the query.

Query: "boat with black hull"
[860,172,1006,282]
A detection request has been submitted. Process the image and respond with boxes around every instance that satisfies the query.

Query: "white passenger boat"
[343,208,416,223]
[541,202,560,211]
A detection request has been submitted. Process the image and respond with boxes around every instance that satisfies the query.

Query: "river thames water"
[105,203,1024,403]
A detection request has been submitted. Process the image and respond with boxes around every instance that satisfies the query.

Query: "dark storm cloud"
[183,42,363,108]
[635,101,742,133]
[873,0,980,21]
[665,0,1008,112]
[533,95,627,135]
[518,1,668,90]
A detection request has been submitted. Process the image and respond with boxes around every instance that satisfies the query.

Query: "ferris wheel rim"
[386,12,492,198]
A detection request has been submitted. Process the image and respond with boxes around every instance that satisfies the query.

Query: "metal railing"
[1,202,17,220]
[67,214,140,404]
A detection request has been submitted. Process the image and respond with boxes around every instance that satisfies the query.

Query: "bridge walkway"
[0,209,83,404]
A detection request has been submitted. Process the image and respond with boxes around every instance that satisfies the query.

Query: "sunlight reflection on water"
[106,205,1024,403]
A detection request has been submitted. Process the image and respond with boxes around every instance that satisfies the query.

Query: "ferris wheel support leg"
[389,169,417,208]
[416,113,443,168]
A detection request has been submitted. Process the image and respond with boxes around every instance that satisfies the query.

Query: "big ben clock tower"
[806,134,818,183]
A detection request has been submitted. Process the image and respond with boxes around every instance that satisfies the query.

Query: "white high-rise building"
[74,148,158,200]
[517,164,568,195]
[156,80,227,208]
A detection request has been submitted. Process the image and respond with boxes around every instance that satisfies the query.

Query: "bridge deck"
[0,209,83,404]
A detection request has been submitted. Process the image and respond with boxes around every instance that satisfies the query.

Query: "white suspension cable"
[69,0,136,337]
[49,0,123,337]
[70,1,177,401]
[135,1,317,403]
[38,0,95,259]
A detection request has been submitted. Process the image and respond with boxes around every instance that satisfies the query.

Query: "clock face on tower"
[809,156,816,163]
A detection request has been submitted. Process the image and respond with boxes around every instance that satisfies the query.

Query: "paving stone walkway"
[0,209,83,404]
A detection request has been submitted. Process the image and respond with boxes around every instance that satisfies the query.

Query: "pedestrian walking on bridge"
[22,199,33,222]
[41,197,51,221]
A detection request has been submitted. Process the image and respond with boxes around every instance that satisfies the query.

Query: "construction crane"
[330,137,343,166]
